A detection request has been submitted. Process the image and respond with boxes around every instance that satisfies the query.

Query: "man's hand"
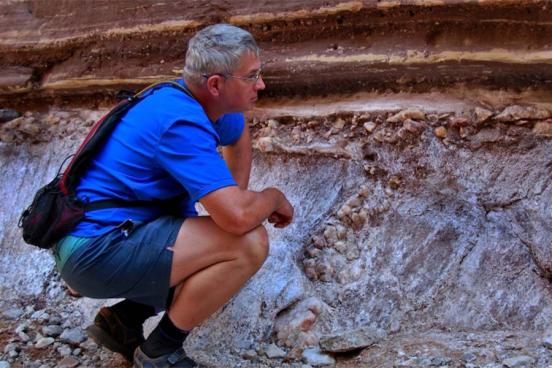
[201,186,294,235]
[267,197,294,228]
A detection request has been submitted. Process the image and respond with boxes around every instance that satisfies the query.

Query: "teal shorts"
[56,216,184,309]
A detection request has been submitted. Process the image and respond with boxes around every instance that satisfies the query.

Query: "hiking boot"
[134,346,197,368]
[86,307,145,362]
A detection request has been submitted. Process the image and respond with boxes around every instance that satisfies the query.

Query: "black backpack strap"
[84,192,188,212]
[84,199,156,211]
[61,80,195,213]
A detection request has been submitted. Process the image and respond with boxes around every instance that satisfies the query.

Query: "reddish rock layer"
[0,0,551,107]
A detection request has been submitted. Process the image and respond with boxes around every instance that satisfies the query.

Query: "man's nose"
[255,75,266,91]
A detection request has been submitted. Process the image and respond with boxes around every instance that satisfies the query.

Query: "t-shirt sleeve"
[155,120,237,202]
[215,113,245,146]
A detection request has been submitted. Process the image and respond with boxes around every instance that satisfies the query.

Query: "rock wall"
[1,1,552,367]
[1,0,552,105]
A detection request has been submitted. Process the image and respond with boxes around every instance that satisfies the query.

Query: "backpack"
[18,80,193,249]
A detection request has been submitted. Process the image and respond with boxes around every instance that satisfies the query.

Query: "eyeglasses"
[203,68,262,83]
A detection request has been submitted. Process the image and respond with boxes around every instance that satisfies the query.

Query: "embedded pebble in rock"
[434,126,447,138]
[18,119,41,136]
[59,328,86,345]
[276,309,316,341]
[265,343,287,359]
[323,226,338,244]
[57,345,73,356]
[312,235,327,249]
[242,349,257,360]
[333,240,347,254]
[387,109,426,123]
[302,348,336,366]
[3,343,17,354]
[304,265,318,280]
[45,114,61,125]
[358,185,370,197]
[319,328,386,353]
[47,314,62,325]
[333,118,345,132]
[345,244,361,262]
[473,107,494,124]
[352,210,367,227]
[35,337,55,349]
[78,338,98,351]
[402,119,426,135]
[462,352,477,362]
[258,126,273,137]
[449,116,470,128]
[267,119,280,129]
[291,126,302,142]
[343,197,359,210]
[502,355,535,368]
[256,136,275,152]
[337,204,352,219]
[17,330,30,342]
[460,125,475,138]
[363,163,377,175]
[533,121,552,137]
[471,127,501,144]
[15,323,27,334]
[318,271,332,283]
[388,176,401,190]
[494,105,551,121]
[42,325,63,337]
[335,225,347,240]
[315,260,334,282]
[305,247,322,258]
[307,120,320,128]
[31,310,49,323]
[304,257,316,269]
[543,333,552,349]
[363,121,376,133]
[507,126,526,137]
[3,308,24,320]
[57,356,79,368]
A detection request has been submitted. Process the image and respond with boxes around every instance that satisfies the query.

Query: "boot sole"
[86,324,136,362]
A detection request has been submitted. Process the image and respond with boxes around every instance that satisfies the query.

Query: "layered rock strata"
[1,0,552,106]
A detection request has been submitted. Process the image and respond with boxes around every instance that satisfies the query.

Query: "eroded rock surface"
[1,93,551,367]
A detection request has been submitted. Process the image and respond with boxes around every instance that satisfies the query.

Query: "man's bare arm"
[222,122,252,190]
[199,186,294,235]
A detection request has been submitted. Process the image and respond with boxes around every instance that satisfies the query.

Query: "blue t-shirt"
[71,80,244,237]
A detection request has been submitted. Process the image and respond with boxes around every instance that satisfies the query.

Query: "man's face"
[220,52,265,112]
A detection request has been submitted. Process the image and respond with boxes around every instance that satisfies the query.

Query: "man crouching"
[52,24,294,367]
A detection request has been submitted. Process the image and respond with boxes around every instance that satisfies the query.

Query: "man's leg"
[138,216,269,361]
[169,217,269,328]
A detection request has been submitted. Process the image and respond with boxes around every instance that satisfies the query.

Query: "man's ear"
[206,75,224,97]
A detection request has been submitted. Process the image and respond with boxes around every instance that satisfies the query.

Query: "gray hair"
[183,24,260,85]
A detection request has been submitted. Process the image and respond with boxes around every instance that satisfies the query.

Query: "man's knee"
[239,225,269,269]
